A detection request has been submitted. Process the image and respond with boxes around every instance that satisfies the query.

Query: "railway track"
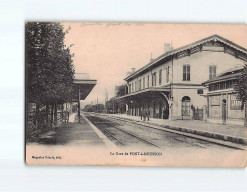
[85,112,208,149]
[92,122,127,147]
[84,114,161,148]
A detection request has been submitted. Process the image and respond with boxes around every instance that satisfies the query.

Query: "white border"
[0,0,247,192]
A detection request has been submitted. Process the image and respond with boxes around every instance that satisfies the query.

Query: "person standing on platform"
[163,109,166,119]
[66,107,69,123]
[143,109,147,121]
[147,108,150,121]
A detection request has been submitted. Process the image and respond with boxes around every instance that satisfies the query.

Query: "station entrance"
[125,91,170,120]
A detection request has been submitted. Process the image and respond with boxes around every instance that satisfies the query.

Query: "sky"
[63,22,247,107]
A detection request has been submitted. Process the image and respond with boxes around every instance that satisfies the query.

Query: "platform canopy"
[72,73,97,102]
[116,87,171,101]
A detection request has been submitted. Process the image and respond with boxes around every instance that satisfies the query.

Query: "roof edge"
[125,34,247,81]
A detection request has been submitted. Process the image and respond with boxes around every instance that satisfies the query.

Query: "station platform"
[28,113,113,148]
[104,113,247,147]
[64,113,111,147]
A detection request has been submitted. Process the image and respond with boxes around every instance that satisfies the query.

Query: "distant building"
[202,66,245,126]
[117,34,247,121]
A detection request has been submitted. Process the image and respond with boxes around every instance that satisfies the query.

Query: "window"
[197,89,203,94]
[226,80,233,89]
[181,96,191,116]
[209,65,216,79]
[166,66,169,83]
[216,83,220,90]
[138,79,141,91]
[183,64,190,81]
[224,82,227,90]
[143,78,145,89]
[208,80,236,92]
[230,94,241,110]
[219,82,225,90]
[147,75,149,87]
[152,72,157,86]
[209,84,212,91]
[159,70,162,85]
[132,83,134,93]
[135,81,137,92]
[129,84,131,93]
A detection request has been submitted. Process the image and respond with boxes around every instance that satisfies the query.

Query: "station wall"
[173,50,245,84]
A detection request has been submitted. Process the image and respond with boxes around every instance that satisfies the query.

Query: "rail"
[85,113,161,148]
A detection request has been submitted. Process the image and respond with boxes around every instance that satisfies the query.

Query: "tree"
[116,85,126,97]
[115,84,127,113]
[83,104,105,113]
[26,22,75,129]
[105,97,126,114]
[236,65,247,126]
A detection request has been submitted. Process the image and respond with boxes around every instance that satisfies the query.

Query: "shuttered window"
[183,64,190,81]
[138,79,141,91]
[209,65,216,79]
[152,72,157,86]
[159,70,162,85]
[166,66,169,83]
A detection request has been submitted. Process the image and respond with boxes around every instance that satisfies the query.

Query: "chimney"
[131,68,136,73]
[164,43,173,53]
[126,71,131,76]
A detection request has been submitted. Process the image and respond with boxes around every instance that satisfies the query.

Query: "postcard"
[25,22,247,167]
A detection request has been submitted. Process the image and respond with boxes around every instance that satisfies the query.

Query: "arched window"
[182,96,191,116]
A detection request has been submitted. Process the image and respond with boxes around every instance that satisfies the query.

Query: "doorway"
[182,96,191,116]
[159,103,162,119]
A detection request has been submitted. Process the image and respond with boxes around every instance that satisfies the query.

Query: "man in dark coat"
[147,108,150,121]
[143,109,147,121]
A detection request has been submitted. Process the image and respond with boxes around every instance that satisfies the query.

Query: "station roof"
[217,65,243,77]
[203,66,243,85]
[72,73,97,101]
[125,34,247,81]
[116,87,170,100]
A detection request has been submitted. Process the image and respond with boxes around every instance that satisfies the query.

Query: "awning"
[116,87,171,101]
[71,73,97,101]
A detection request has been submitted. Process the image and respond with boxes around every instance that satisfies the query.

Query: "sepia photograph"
[25,22,247,167]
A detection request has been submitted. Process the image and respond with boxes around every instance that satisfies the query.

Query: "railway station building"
[117,34,247,121]
[202,66,245,126]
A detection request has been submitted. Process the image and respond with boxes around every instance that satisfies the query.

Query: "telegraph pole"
[105,88,108,114]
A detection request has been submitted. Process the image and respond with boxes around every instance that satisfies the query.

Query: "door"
[192,107,203,120]
[163,105,169,119]
[222,99,227,125]
[182,96,191,116]
[159,103,162,119]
